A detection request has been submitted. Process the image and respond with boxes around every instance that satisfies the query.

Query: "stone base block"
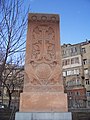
[20,92,67,112]
[15,112,72,120]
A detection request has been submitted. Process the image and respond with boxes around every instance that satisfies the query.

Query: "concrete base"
[15,112,72,120]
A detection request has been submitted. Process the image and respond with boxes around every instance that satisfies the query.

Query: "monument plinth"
[15,13,72,120]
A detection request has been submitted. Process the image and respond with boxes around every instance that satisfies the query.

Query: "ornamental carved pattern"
[25,25,61,85]
[31,26,56,61]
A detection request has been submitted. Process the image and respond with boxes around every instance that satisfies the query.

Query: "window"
[75,57,79,64]
[74,69,79,75]
[86,91,90,97]
[63,59,70,66]
[82,48,86,53]
[72,80,76,85]
[71,57,79,64]
[66,69,80,76]
[62,60,64,66]
[67,81,71,86]
[71,58,74,64]
[67,91,72,95]
[65,60,68,65]
[88,101,90,106]
[67,70,72,76]
[75,91,80,96]
[70,81,73,86]
[69,92,72,95]
[76,79,81,85]
[74,70,77,74]
[71,47,77,53]
[83,59,87,65]
[66,59,70,65]
[85,79,90,85]
[63,71,66,76]
[0,91,1,96]
[71,70,74,75]
[84,69,88,74]
[63,50,66,55]
[67,81,69,86]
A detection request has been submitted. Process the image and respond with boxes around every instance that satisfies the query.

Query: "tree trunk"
[8,92,12,108]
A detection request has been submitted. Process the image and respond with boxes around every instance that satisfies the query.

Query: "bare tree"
[0,0,29,107]
[2,62,24,108]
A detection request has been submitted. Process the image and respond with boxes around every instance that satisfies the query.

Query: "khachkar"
[19,13,68,112]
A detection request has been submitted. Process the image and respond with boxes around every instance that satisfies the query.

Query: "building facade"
[61,43,87,108]
[81,40,90,108]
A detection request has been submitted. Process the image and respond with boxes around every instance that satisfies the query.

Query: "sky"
[25,0,90,45]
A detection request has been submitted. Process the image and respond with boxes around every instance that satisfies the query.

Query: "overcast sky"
[25,0,90,45]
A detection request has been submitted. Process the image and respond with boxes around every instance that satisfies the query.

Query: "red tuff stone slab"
[19,13,68,112]
[20,92,67,112]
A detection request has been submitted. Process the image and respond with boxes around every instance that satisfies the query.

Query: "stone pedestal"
[20,92,67,112]
[15,112,72,120]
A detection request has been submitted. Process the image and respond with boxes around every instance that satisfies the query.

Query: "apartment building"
[61,43,86,108]
[81,40,90,108]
